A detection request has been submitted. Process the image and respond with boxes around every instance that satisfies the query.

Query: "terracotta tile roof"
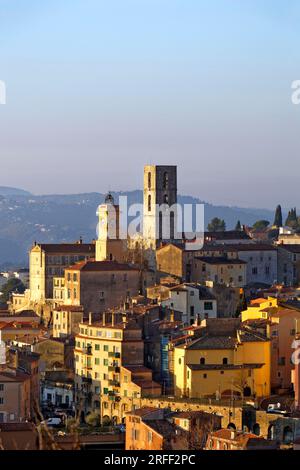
[185,334,237,350]
[134,379,161,390]
[278,244,300,253]
[196,257,247,265]
[250,298,267,305]
[37,243,95,254]
[174,410,215,419]
[209,429,276,449]
[187,363,264,371]
[0,321,42,330]
[144,420,182,440]
[0,368,30,382]
[122,365,151,373]
[66,260,139,272]
[54,305,84,312]
[127,407,158,417]
[169,284,217,299]
[0,423,35,432]
[184,327,267,351]
[201,243,277,252]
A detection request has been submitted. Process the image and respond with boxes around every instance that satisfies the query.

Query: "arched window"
[148,194,151,212]
[148,172,151,189]
[223,358,228,365]
[163,172,169,189]
[200,357,205,365]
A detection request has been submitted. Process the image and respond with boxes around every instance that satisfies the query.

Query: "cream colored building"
[53,305,84,338]
[95,193,127,263]
[74,315,160,423]
[53,277,65,304]
[193,256,247,287]
[29,241,95,303]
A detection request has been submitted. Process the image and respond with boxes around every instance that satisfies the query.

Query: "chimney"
[102,312,106,327]
[112,312,115,327]
[89,312,93,326]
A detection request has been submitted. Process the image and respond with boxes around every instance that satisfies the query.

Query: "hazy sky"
[0,0,300,208]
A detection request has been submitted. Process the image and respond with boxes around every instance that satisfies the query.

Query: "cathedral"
[96,165,178,269]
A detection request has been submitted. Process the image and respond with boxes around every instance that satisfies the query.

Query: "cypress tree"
[235,220,242,231]
[273,205,283,227]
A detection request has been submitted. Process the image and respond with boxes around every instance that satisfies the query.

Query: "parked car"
[267,403,288,415]
[41,417,63,427]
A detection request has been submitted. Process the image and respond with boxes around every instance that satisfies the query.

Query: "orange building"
[0,367,31,423]
[125,408,184,450]
[205,429,277,450]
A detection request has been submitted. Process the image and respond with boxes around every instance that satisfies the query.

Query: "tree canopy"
[252,220,270,231]
[0,278,25,304]
[207,217,226,232]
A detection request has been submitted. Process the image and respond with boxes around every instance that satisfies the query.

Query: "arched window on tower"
[163,172,169,189]
[148,194,151,212]
[148,172,151,189]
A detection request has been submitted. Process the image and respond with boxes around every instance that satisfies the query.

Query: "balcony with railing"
[82,346,93,355]
[109,380,120,387]
[108,351,121,359]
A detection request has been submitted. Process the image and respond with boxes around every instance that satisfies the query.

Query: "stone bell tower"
[95,193,126,262]
[143,165,178,250]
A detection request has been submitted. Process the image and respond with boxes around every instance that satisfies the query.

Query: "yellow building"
[74,314,160,424]
[241,297,279,322]
[242,297,300,391]
[173,318,271,400]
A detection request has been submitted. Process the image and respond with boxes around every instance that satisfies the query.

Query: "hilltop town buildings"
[3,163,300,450]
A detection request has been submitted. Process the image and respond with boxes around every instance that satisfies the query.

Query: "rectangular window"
[95,344,100,350]
[204,301,213,310]
[104,345,109,352]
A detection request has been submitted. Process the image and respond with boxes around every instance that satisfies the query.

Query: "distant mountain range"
[0,186,32,197]
[0,187,281,267]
